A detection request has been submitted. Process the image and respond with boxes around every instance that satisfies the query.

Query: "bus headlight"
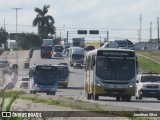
[129,83,135,88]
[34,84,38,87]
[129,85,132,87]
[140,84,145,88]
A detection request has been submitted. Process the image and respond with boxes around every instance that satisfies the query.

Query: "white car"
[20,77,29,88]
[135,73,160,100]
[74,60,83,69]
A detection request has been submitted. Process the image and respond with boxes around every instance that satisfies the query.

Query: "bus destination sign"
[97,50,135,57]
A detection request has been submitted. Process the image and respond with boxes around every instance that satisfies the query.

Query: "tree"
[0,27,9,46]
[33,5,55,39]
[17,33,42,50]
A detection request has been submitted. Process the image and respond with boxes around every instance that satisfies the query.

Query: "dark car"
[59,63,68,66]
[84,46,95,51]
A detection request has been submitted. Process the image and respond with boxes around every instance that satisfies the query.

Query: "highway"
[2,50,160,112]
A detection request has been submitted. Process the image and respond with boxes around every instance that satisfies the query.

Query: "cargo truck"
[72,38,85,48]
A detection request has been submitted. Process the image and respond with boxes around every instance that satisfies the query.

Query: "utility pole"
[12,8,22,74]
[157,17,160,49]
[67,31,69,42]
[138,30,140,42]
[107,31,109,42]
[4,18,6,30]
[150,22,152,40]
[139,14,142,43]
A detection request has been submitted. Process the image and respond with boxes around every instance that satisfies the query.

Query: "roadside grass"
[20,95,151,119]
[136,54,160,73]
[0,90,26,120]
[0,90,26,98]
[0,90,152,119]
[136,51,160,62]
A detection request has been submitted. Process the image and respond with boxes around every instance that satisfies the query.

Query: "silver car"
[20,77,29,88]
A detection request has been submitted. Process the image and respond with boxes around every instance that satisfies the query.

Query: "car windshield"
[35,68,57,85]
[72,54,83,60]
[141,76,160,82]
[96,57,135,80]
[54,46,63,52]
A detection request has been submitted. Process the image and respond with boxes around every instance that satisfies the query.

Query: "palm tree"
[33,5,55,38]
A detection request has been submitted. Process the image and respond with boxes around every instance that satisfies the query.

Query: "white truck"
[69,47,84,67]
[43,39,53,46]
[7,40,17,50]
[135,73,160,100]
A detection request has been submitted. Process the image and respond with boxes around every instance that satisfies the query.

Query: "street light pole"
[12,8,22,73]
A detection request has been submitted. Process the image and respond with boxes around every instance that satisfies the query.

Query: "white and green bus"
[84,48,137,102]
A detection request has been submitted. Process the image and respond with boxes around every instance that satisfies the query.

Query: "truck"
[64,42,71,49]
[41,45,53,59]
[72,38,85,48]
[53,45,64,57]
[7,40,17,50]
[69,47,84,67]
[43,39,53,46]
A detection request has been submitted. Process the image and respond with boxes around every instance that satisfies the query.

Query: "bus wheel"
[92,94,99,100]
[87,93,91,100]
[46,92,50,95]
[33,91,36,94]
[157,97,160,100]
[30,91,32,94]
[116,96,120,101]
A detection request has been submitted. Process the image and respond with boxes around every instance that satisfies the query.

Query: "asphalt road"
[2,50,160,112]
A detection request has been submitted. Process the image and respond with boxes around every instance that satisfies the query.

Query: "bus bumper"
[93,85,135,96]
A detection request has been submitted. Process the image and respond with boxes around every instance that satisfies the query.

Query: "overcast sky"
[0,0,160,42]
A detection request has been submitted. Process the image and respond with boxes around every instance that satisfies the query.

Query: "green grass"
[136,54,160,73]
[0,90,26,98]
[0,90,26,120]
[0,90,153,119]
[136,51,160,62]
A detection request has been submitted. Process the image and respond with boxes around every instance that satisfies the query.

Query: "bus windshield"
[141,76,160,82]
[72,54,83,60]
[96,57,135,80]
[35,68,57,85]
[57,68,68,79]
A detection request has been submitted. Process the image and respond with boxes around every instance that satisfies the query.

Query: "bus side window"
[91,56,95,70]
[136,57,138,74]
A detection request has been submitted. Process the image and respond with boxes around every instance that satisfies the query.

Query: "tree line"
[0,5,61,50]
